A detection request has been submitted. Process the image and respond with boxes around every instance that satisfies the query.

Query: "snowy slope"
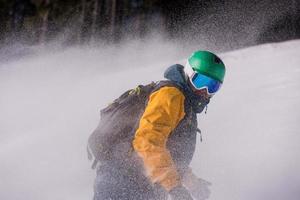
[0,40,299,200]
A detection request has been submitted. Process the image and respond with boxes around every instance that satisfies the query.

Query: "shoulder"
[150,86,185,102]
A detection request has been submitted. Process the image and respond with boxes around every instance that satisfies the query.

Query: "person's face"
[187,71,222,101]
[194,88,212,100]
[188,80,213,101]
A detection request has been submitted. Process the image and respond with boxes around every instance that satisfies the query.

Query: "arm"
[132,86,186,191]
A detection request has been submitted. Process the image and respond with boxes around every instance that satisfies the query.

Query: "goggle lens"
[191,73,222,95]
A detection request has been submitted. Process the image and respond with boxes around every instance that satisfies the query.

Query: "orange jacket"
[132,86,186,191]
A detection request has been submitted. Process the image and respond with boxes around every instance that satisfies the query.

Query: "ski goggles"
[190,73,222,95]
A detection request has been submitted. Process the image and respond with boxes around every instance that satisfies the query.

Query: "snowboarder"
[89,50,226,200]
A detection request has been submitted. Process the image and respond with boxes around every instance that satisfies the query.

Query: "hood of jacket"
[164,64,210,113]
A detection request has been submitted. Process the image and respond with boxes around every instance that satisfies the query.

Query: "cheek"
[195,88,208,96]
[195,89,212,100]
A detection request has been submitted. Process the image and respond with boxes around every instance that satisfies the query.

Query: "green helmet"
[185,50,226,83]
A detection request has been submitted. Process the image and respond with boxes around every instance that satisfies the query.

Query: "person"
[90,50,226,200]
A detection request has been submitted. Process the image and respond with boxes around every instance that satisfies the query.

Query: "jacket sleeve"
[132,86,186,191]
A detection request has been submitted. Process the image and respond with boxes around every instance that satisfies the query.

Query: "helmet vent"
[214,56,222,64]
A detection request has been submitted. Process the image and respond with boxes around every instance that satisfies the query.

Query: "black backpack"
[87,82,159,169]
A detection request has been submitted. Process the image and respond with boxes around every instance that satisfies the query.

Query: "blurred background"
[1,1,300,200]
[0,0,299,51]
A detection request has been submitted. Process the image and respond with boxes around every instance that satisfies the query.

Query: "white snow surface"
[0,39,300,200]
